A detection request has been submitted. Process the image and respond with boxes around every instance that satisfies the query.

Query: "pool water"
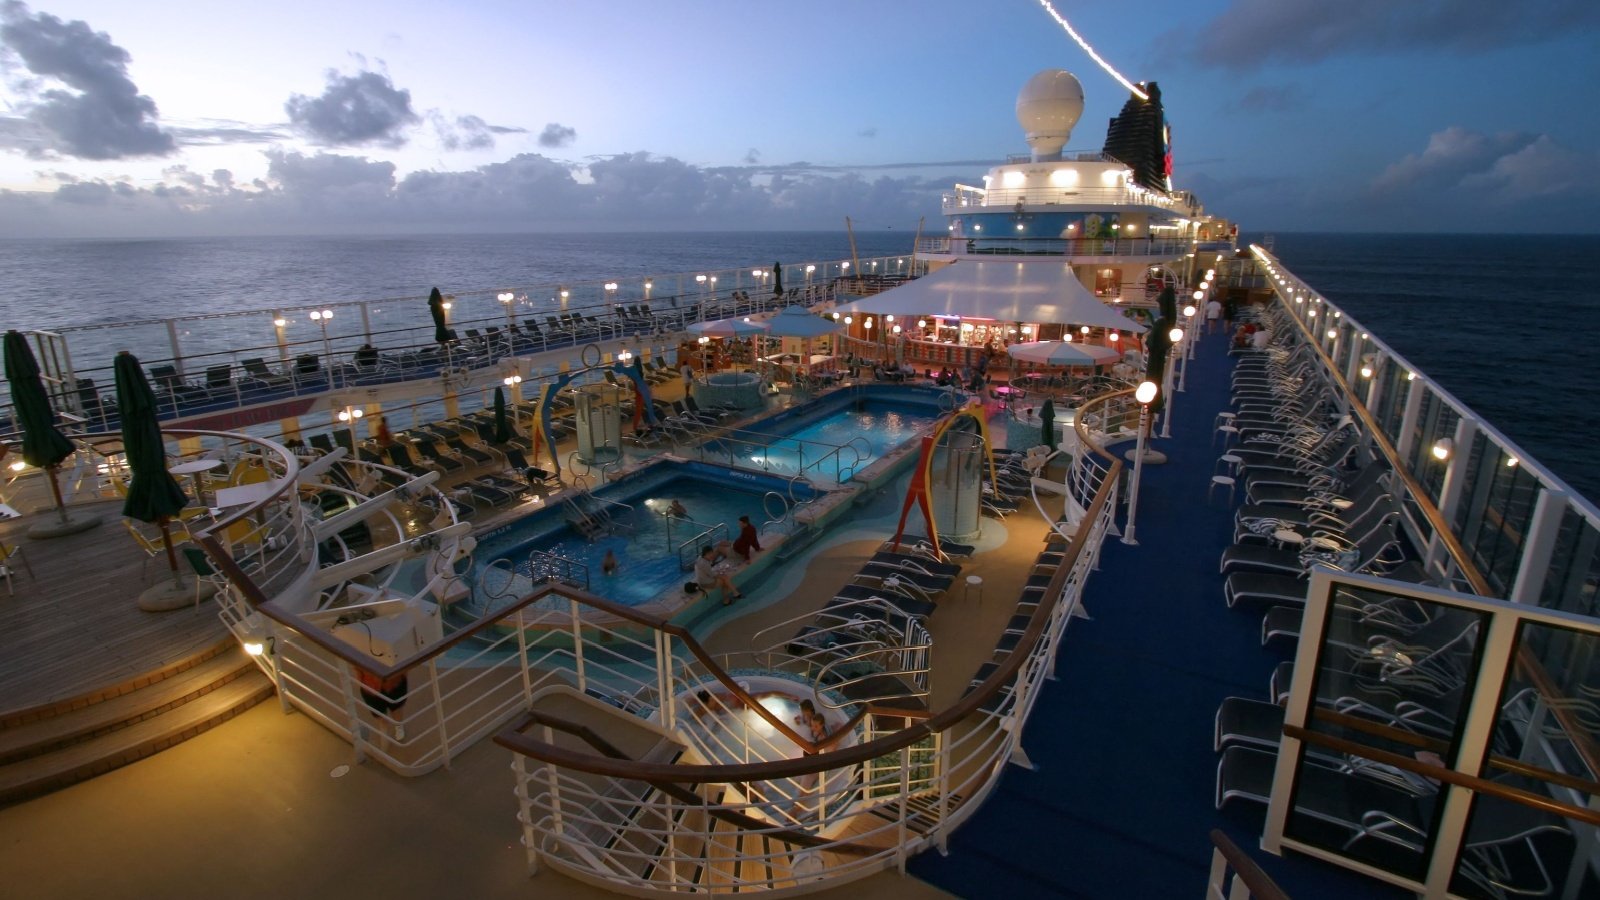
[715,397,941,484]
[467,461,816,610]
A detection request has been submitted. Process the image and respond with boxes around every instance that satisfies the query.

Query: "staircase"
[0,638,274,806]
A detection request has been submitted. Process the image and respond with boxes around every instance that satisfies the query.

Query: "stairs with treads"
[0,639,273,806]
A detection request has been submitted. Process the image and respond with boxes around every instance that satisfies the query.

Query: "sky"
[0,0,1596,238]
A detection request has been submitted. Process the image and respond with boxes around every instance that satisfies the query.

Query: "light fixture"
[309,309,331,322]
[273,317,287,328]
[643,280,653,290]
[1080,325,1090,335]
[864,318,873,329]
[1406,371,1417,381]
[244,640,265,657]
[832,312,840,320]
[844,316,853,325]
[892,325,902,334]
[441,300,452,310]
[603,283,618,292]
[1169,327,1183,343]
[9,460,27,472]
[503,374,522,386]
[917,319,927,328]
[1326,329,1337,339]
[1063,333,1073,342]
[1360,364,1374,378]
[1108,332,1119,343]
[841,262,850,270]
[1183,305,1196,318]
[1021,325,1032,335]
[498,291,514,304]
[337,407,362,424]
[696,275,707,283]
[885,315,894,323]
[1135,381,1158,404]
[1506,456,1519,468]
[805,265,816,274]
[1432,438,1453,461]
[1205,269,1215,279]
[1193,290,1204,301]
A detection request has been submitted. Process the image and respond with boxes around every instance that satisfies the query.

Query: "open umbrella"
[4,330,101,537]
[687,318,770,339]
[763,305,841,338]
[115,350,189,580]
[427,287,450,344]
[1040,397,1056,449]
[492,386,511,444]
[1006,340,1122,367]
[772,261,783,298]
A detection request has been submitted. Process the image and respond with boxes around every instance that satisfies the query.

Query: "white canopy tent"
[831,259,1147,333]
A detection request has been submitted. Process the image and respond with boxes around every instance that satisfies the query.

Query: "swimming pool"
[705,386,949,484]
[466,460,821,611]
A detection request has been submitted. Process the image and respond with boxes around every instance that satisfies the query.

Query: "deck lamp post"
[1182,303,1198,362]
[1161,326,1182,438]
[698,335,710,370]
[1122,380,1159,546]
[309,309,334,373]
[498,292,516,329]
[337,403,363,448]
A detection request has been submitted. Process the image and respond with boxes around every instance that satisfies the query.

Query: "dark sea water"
[0,230,1592,502]
[1255,233,1599,503]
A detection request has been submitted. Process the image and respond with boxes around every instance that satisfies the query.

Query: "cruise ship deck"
[0,323,1344,898]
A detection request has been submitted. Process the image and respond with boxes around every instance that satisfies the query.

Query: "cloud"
[429,112,525,151]
[537,123,575,148]
[285,70,419,147]
[1236,86,1303,113]
[0,147,951,237]
[1181,0,1600,70]
[1369,126,1537,196]
[0,1,174,159]
[1458,135,1596,202]
[858,127,878,138]
[168,119,289,146]
[742,148,760,165]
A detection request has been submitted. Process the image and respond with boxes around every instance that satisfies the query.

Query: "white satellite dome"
[1016,70,1084,161]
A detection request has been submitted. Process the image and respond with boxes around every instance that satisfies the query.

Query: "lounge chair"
[1220,515,1400,577]
[241,357,291,388]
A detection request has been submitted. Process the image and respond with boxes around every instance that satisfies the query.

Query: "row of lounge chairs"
[779,539,972,711]
[1211,307,1571,899]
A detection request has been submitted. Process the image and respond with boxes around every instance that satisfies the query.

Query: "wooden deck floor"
[0,500,229,714]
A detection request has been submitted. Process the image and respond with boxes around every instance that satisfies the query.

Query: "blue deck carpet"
[909,333,1411,898]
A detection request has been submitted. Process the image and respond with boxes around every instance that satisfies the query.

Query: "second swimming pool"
[466,460,821,611]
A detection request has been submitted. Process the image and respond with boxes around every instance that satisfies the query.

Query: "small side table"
[1271,529,1304,550]
[965,574,984,604]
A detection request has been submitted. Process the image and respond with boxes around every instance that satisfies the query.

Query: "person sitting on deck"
[696,545,742,605]
[730,515,762,561]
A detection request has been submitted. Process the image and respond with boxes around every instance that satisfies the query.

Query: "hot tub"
[697,370,764,410]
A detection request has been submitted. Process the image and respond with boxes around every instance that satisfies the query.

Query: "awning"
[832,259,1147,333]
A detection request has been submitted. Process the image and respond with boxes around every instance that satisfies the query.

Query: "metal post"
[427,658,451,769]
[515,608,533,707]
[1122,404,1150,545]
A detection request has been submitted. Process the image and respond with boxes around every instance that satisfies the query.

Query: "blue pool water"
[709,390,946,484]
[467,460,819,610]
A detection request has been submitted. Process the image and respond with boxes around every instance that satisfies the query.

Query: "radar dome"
[1016,70,1084,161]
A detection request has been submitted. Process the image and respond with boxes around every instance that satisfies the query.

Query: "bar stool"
[1216,453,1244,478]
[965,574,984,604]
[1213,410,1237,432]
[1213,424,1240,448]
[1208,475,1236,506]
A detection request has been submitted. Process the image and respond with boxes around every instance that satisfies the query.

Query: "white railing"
[493,393,1123,893]
[944,184,1179,211]
[1251,246,1600,610]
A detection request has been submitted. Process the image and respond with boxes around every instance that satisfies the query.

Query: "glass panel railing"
[1270,570,1600,897]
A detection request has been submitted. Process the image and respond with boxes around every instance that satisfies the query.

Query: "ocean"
[0,230,1593,502]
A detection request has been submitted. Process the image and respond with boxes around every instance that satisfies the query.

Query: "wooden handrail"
[1311,708,1600,797]
[511,709,878,856]
[1284,723,1600,828]
[1209,829,1291,900]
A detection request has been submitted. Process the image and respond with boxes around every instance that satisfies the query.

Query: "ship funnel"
[1016,70,1084,162]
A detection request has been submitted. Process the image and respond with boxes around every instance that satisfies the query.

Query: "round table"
[169,458,223,502]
